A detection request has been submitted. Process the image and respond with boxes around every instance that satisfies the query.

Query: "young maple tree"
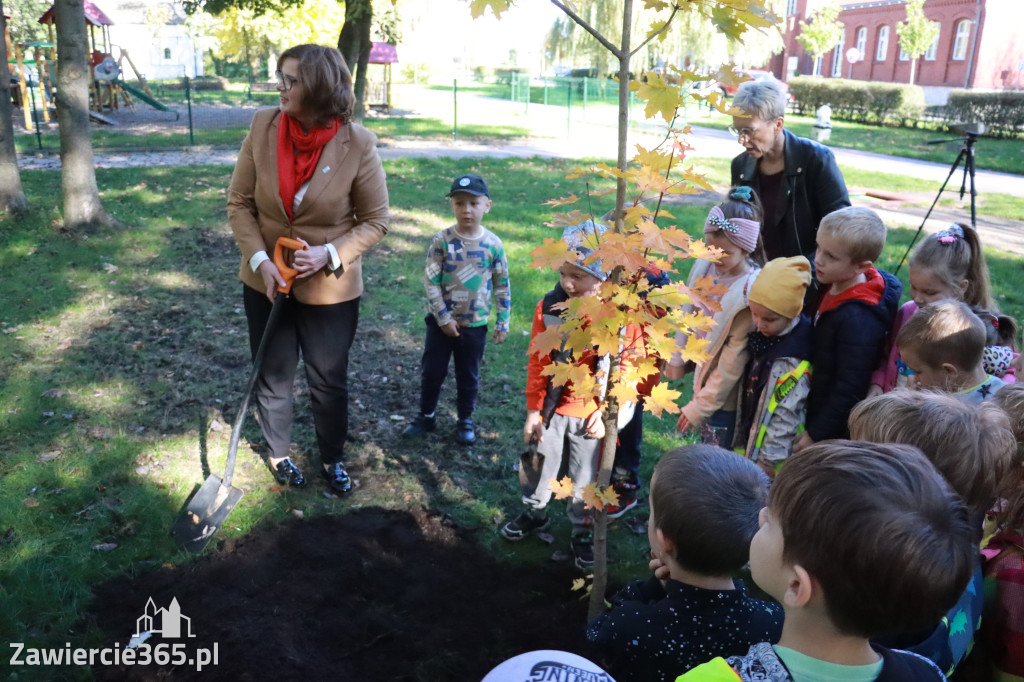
[471,0,779,620]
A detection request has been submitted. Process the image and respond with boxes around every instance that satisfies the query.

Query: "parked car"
[693,68,789,100]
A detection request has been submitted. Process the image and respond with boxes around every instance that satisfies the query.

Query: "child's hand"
[492,329,507,345]
[793,432,814,452]
[866,384,883,398]
[440,321,460,338]
[676,413,693,433]
[585,411,605,440]
[523,411,544,444]
[648,554,671,583]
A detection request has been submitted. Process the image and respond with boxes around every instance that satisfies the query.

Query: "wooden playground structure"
[6,0,169,130]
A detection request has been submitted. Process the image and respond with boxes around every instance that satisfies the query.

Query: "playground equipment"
[8,0,173,124]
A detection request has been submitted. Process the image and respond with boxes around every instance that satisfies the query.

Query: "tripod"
[895,130,980,274]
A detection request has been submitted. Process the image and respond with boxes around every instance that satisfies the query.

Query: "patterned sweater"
[424,225,510,331]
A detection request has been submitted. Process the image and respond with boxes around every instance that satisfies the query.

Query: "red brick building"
[768,0,1024,92]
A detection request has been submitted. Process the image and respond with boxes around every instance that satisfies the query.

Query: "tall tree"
[337,0,373,121]
[53,0,117,230]
[795,1,843,76]
[0,0,29,216]
[895,0,939,86]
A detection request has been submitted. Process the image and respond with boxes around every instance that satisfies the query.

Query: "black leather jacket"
[731,129,850,261]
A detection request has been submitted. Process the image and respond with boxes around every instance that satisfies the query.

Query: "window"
[163,47,171,60]
[952,19,971,61]
[786,0,798,17]
[899,45,909,61]
[925,24,940,60]
[856,27,867,57]
[832,31,846,76]
[876,25,889,61]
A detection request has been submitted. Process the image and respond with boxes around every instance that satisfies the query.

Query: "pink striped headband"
[704,205,760,254]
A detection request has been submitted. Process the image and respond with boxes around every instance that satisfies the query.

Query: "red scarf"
[276,113,340,221]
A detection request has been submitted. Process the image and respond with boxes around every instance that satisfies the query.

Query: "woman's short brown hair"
[277,44,354,125]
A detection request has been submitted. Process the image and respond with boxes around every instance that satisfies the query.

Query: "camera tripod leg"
[895,147,968,275]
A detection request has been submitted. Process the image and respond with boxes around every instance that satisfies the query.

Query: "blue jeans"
[418,315,488,420]
[612,398,644,481]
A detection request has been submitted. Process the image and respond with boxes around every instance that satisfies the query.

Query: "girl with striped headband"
[665,187,765,449]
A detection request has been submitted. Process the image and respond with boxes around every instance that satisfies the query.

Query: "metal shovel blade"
[170,474,244,553]
[518,441,545,498]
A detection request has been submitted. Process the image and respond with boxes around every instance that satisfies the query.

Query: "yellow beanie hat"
[749,256,812,319]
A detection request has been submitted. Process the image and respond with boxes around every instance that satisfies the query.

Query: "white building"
[101,0,204,79]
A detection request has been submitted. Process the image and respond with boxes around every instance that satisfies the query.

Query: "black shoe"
[271,458,306,487]
[402,414,436,438]
[571,532,595,571]
[500,511,551,541]
[455,418,476,445]
[606,478,640,519]
[321,462,353,495]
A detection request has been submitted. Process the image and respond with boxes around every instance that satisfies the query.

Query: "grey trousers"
[521,412,601,529]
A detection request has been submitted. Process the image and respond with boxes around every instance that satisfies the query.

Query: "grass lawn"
[693,111,1024,175]
[3,157,1023,676]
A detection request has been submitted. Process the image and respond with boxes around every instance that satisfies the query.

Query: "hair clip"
[730,186,753,202]
[936,224,964,244]
[708,214,739,234]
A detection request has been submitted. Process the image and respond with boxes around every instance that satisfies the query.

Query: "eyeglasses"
[274,70,299,91]
[728,124,763,140]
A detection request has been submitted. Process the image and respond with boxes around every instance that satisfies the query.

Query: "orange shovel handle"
[273,237,307,294]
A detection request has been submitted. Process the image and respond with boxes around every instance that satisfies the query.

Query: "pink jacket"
[870,300,917,393]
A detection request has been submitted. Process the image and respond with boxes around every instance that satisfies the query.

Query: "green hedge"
[945,90,1024,138]
[788,76,925,125]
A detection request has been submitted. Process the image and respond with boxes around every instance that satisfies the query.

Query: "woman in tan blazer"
[227,44,389,495]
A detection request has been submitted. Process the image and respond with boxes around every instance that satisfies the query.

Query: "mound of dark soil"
[90,507,592,681]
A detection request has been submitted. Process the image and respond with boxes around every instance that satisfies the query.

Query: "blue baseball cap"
[447,174,489,197]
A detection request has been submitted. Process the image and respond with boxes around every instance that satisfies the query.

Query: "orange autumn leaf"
[597,484,620,508]
[528,324,565,358]
[544,193,581,207]
[679,333,712,365]
[688,238,724,262]
[549,476,575,501]
[646,382,682,418]
[545,209,592,229]
[530,237,570,271]
[633,144,674,174]
[580,483,607,511]
[608,380,640,407]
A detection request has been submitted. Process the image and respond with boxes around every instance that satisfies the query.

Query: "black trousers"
[243,286,359,465]
[418,315,488,420]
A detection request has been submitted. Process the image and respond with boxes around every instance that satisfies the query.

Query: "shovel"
[518,438,545,498]
[171,236,306,552]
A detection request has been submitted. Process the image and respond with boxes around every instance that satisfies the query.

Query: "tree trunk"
[588,0,633,625]
[909,59,917,86]
[53,0,117,231]
[337,0,372,122]
[0,1,29,216]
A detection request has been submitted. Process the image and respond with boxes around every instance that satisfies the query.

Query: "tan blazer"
[227,108,390,305]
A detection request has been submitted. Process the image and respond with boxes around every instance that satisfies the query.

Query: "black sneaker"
[401,414,436,438]
[605,478,639,519]
[500,511,551,541]
[571,532,594,571]
[455,418,476,445]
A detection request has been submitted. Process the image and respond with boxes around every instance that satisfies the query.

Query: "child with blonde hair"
[849,390,1016,675]
[797,206,901,448]
[896,299,1007,402]
[871,223,1017,394]
[666,187,763,449]
[972,384,1024,681]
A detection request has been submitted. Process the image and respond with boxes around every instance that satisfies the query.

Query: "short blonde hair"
[818,207,887,264]
[992,384,1024,532]
[896,299,986,372]
[849,390,1016,515]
